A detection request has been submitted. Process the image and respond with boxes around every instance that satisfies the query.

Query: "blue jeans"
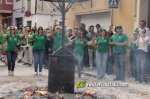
[96,51,108,78]
[33,49,45,72]
[113,53,125,80]
[136,50,147,82]
[106,54,114,74]
[6,51,17,71]
[75,53,84,76]
[129,50,137,79]
[44,54,49,68]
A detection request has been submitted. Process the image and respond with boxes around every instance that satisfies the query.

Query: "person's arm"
[142,37,149,44]
[108,45,112,57]
[0,24,7,38]
[115,41,128,46]
[26,31,33,39]
[19,30,25,39]
[50,20,58,36]
[86,37,96,46]
[109,24,113,33]
[114,35,128,46]
[136,37,140,47]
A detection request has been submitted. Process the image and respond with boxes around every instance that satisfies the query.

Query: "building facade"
[66,0,150,37]
[13,0,61,29]
[0,0,13,26]
[65,0,150,74]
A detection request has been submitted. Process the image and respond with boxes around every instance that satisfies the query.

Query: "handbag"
[1,50,6,55]
[14,47,18,54]
[12,38,18,55]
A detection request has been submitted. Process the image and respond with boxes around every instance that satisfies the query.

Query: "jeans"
[83,46,89,67]
[129,50,137,79]
[113,53,125,80]
[33,49,45,72]
[136,50,147,82]
[75,53,84,76]
[88,49,95,67]
[106,54,114,74]
[6,51,17,71]
[96,51,108,78]
[44,54,49,68]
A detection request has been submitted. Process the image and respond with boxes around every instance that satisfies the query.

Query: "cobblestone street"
[0,61,150,99]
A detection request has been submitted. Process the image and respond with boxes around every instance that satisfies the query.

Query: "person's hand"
[92,37,96,41]
[48,48,51,51]
[54,20,57,25]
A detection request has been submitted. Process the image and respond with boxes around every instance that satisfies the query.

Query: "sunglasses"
[10,29,15,30]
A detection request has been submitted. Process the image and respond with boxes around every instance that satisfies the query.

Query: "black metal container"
[48,47,75,93]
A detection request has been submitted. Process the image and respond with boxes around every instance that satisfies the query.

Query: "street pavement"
[0,61,150,99]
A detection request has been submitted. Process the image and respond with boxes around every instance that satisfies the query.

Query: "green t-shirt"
[130,38,138,51]
[17,30,22,34]
[86,32,96,49]
[110,33,128,53]
[53,32,69,51]
[96,37,109,52]
[0,31,6,44]
[28,32,34,46]
[6,34,19,51]
[72,38,88,55]
[32,33,46,49]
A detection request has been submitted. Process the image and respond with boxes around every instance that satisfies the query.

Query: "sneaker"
[17,60,22,63]
[89,66,93,70]
[97,76,103,80]
[34,72,38,76]
[44,67,48,69]
[142,82,146,85]
[113,78,120,81]
[39,72,42,76]
[23,63,29,65]
[28,64,32,66]
[11,71,14,76]
[136,81,140,84]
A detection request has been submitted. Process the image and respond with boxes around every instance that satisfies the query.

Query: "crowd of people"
[0,20,150,84]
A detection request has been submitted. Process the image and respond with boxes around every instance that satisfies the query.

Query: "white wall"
[134,0,149,28]
[80,12,111,31]
[23,14,61,29]
[13,0,61,28]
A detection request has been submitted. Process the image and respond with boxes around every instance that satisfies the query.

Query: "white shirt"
[138,36,149,52]
[139,27,150,43]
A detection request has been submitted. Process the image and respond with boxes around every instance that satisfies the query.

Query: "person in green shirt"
[109,24,128,82]
[86,25,96,69]
[27,25,56,76]
[53,27,69,51]
[92,28,110,80]
[0,25,25,76]
[129,30,139,81]
[68,28,95,78]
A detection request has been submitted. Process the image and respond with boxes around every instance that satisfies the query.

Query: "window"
[27,0,31,11]
[6,0,13,4]
[0,0,1,4]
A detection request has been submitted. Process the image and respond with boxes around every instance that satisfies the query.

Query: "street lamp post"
[42,0,76,94]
